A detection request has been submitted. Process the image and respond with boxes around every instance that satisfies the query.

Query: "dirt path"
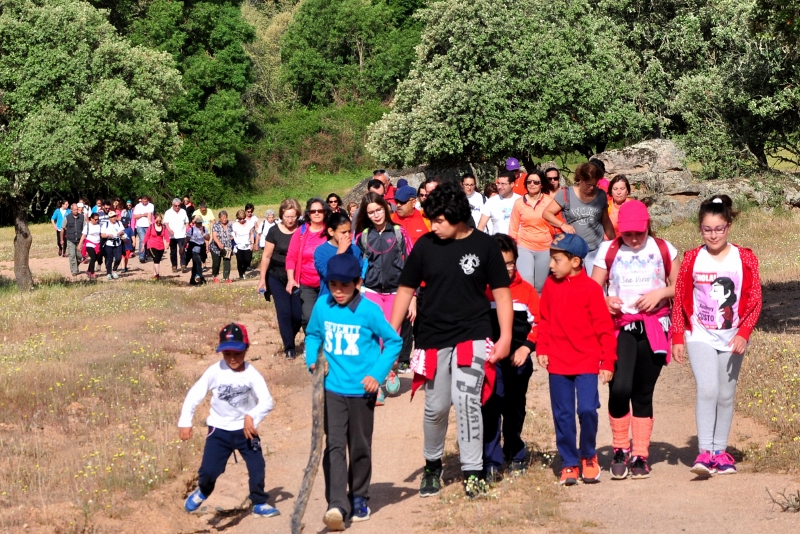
[7,255,800,533]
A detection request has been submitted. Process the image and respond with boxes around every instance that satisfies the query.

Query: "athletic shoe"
[581,455,601,483]
[690,450,715,477]
[181,266,188,273]
[285,349,296,360]
[630,456,651,479]
[397,362,411,374]
[351,496,370,522]
[712,451,737,474]
[106,274,113,281]
[184,489,206,512]
[375,388,385,406]
[252,503,280,518]
[322,507,345,531]
[559,466,579,486]
[419,466,442,497]
[213,277,220,283]
[224,279,232,284]
[172,266,178,273]
[385,371,400,395]
[508,460,527,476]
[120,268,128,273]
[111,272,119,279]
[152,275,160,281]
[463,472,487,499]
[485,465,503,485]
[610,448,630,480]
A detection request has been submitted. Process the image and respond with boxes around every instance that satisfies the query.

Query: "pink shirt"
[285,226,326,288]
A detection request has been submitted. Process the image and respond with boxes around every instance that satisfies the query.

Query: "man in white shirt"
[478,172,520,235]
[133,196,155,262]
[462,173,485,227]
[163,198,190,273]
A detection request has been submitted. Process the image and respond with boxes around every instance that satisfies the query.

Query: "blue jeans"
[548,373,600,468]
[197,427,268,505]
[136,226,148,260]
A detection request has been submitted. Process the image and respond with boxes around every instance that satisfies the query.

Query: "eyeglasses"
[495,181,510,186]
[367,208,384,217]
[504,261,515,269]
[548,176,560,181]
[282,215,297,220]
[700,224,729,235]
[245,210,253,214]
[309,209,325,215]
[526,180,541,186]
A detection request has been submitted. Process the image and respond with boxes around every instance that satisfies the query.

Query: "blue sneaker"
[385,371,400,395]
[351,496,370,522]
[184,489,206,512]
[253,503,280,518]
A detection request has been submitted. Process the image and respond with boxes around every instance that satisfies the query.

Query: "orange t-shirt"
[508,195,555,251]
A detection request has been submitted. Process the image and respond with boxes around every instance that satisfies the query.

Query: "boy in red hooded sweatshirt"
[536,233,617,486]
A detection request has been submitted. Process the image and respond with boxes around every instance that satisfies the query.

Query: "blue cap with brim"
[550,233,589,259]
[216,323,250,352]
[327,254,361,283]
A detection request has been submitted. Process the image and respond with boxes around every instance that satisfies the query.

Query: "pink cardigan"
[285,225,326,288]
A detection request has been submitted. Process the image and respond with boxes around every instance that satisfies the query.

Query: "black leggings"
[608,323,666,419]
[236,249,252,278]
[86,247,98,273]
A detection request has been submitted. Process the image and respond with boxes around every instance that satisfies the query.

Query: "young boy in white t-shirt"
[178,323,279,518]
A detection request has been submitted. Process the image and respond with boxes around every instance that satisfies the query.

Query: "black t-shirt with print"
[399,229,510,349]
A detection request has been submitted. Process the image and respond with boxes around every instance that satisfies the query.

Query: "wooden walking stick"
[291,352,326,533]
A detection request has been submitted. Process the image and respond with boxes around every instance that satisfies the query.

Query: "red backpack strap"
[654,238,672,279]
[604,237,624,276]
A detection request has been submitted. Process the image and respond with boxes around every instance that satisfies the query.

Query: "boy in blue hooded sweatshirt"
[305,253,402,531]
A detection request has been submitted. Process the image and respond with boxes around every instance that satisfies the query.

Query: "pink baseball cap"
[617,200,650,233]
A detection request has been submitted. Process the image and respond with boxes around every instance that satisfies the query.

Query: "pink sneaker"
[690,450,715,476]
[712,451,737,474]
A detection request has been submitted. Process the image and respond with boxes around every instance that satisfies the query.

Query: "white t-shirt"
[232,221,252,250]
[480,193,520,235]
[101,221,126,246]
[133,202,154,228]
[466,191,485,227]
[245,215,259,234]
[163,208,189,239]
[686,245,744,350]
[177,361,274,431]
[594,237,678,315]
[82,223,102,245]
[258,220,276,248]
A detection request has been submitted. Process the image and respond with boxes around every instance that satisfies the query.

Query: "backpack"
[604,237,672,281]
[359,225,405,279]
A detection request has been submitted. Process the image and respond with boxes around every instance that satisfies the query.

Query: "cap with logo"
[216,323,250,352]
[505,157,521,171]
[550,233,589,259]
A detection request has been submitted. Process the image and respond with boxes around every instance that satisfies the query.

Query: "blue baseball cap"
[550,233,589,259]
[216,323,250,352]
[394,185,418,203]
[396,178,409,188]
[506,157,521,171]
[327,254,361,283]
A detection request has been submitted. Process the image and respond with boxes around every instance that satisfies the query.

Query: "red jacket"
[391,209,430,246]
[671,244,762,345]
[485,271,539,352]
[538,270,617,374]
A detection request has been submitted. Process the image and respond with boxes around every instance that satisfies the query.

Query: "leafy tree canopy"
[0,0,182,288]
[367,0,653,167]
[281,0,425,105]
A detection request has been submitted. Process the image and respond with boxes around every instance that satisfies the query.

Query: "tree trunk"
[13,199,34,290]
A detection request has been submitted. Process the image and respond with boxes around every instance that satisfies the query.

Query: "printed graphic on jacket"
[324,322,361,355]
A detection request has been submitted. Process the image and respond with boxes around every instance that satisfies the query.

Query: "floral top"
[210,221,233,255]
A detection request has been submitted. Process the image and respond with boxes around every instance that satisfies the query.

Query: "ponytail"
[698,195,737,225]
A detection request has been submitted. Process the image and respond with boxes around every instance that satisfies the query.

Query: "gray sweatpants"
[687,342,743,452]
[517,246,551,294]
[423,340,486,472]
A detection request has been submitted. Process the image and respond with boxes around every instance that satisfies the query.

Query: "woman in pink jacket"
[285,197,330,331]
[671,195,762,477]
[143,212,170,280]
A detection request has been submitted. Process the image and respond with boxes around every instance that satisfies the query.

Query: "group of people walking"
[52,196,276,284]
[175,162,762,531]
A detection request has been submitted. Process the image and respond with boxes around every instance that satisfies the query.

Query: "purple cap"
[506,157,521,171]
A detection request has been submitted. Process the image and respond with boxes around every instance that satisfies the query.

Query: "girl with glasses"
[671,195,762,477]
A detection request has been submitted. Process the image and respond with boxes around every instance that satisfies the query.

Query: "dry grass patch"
[0,280,267,530]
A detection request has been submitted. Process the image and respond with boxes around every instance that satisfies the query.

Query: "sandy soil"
[4,255,800,533]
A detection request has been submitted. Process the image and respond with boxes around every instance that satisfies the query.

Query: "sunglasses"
[327,199,338,204]
[526,180,541,185]
[548,176,560,181]
[309,209,325,214]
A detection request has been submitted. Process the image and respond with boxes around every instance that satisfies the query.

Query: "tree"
[751,0,800,52]
[366,0,653,168]
[0,0,182,289]
[281,0,423,105]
